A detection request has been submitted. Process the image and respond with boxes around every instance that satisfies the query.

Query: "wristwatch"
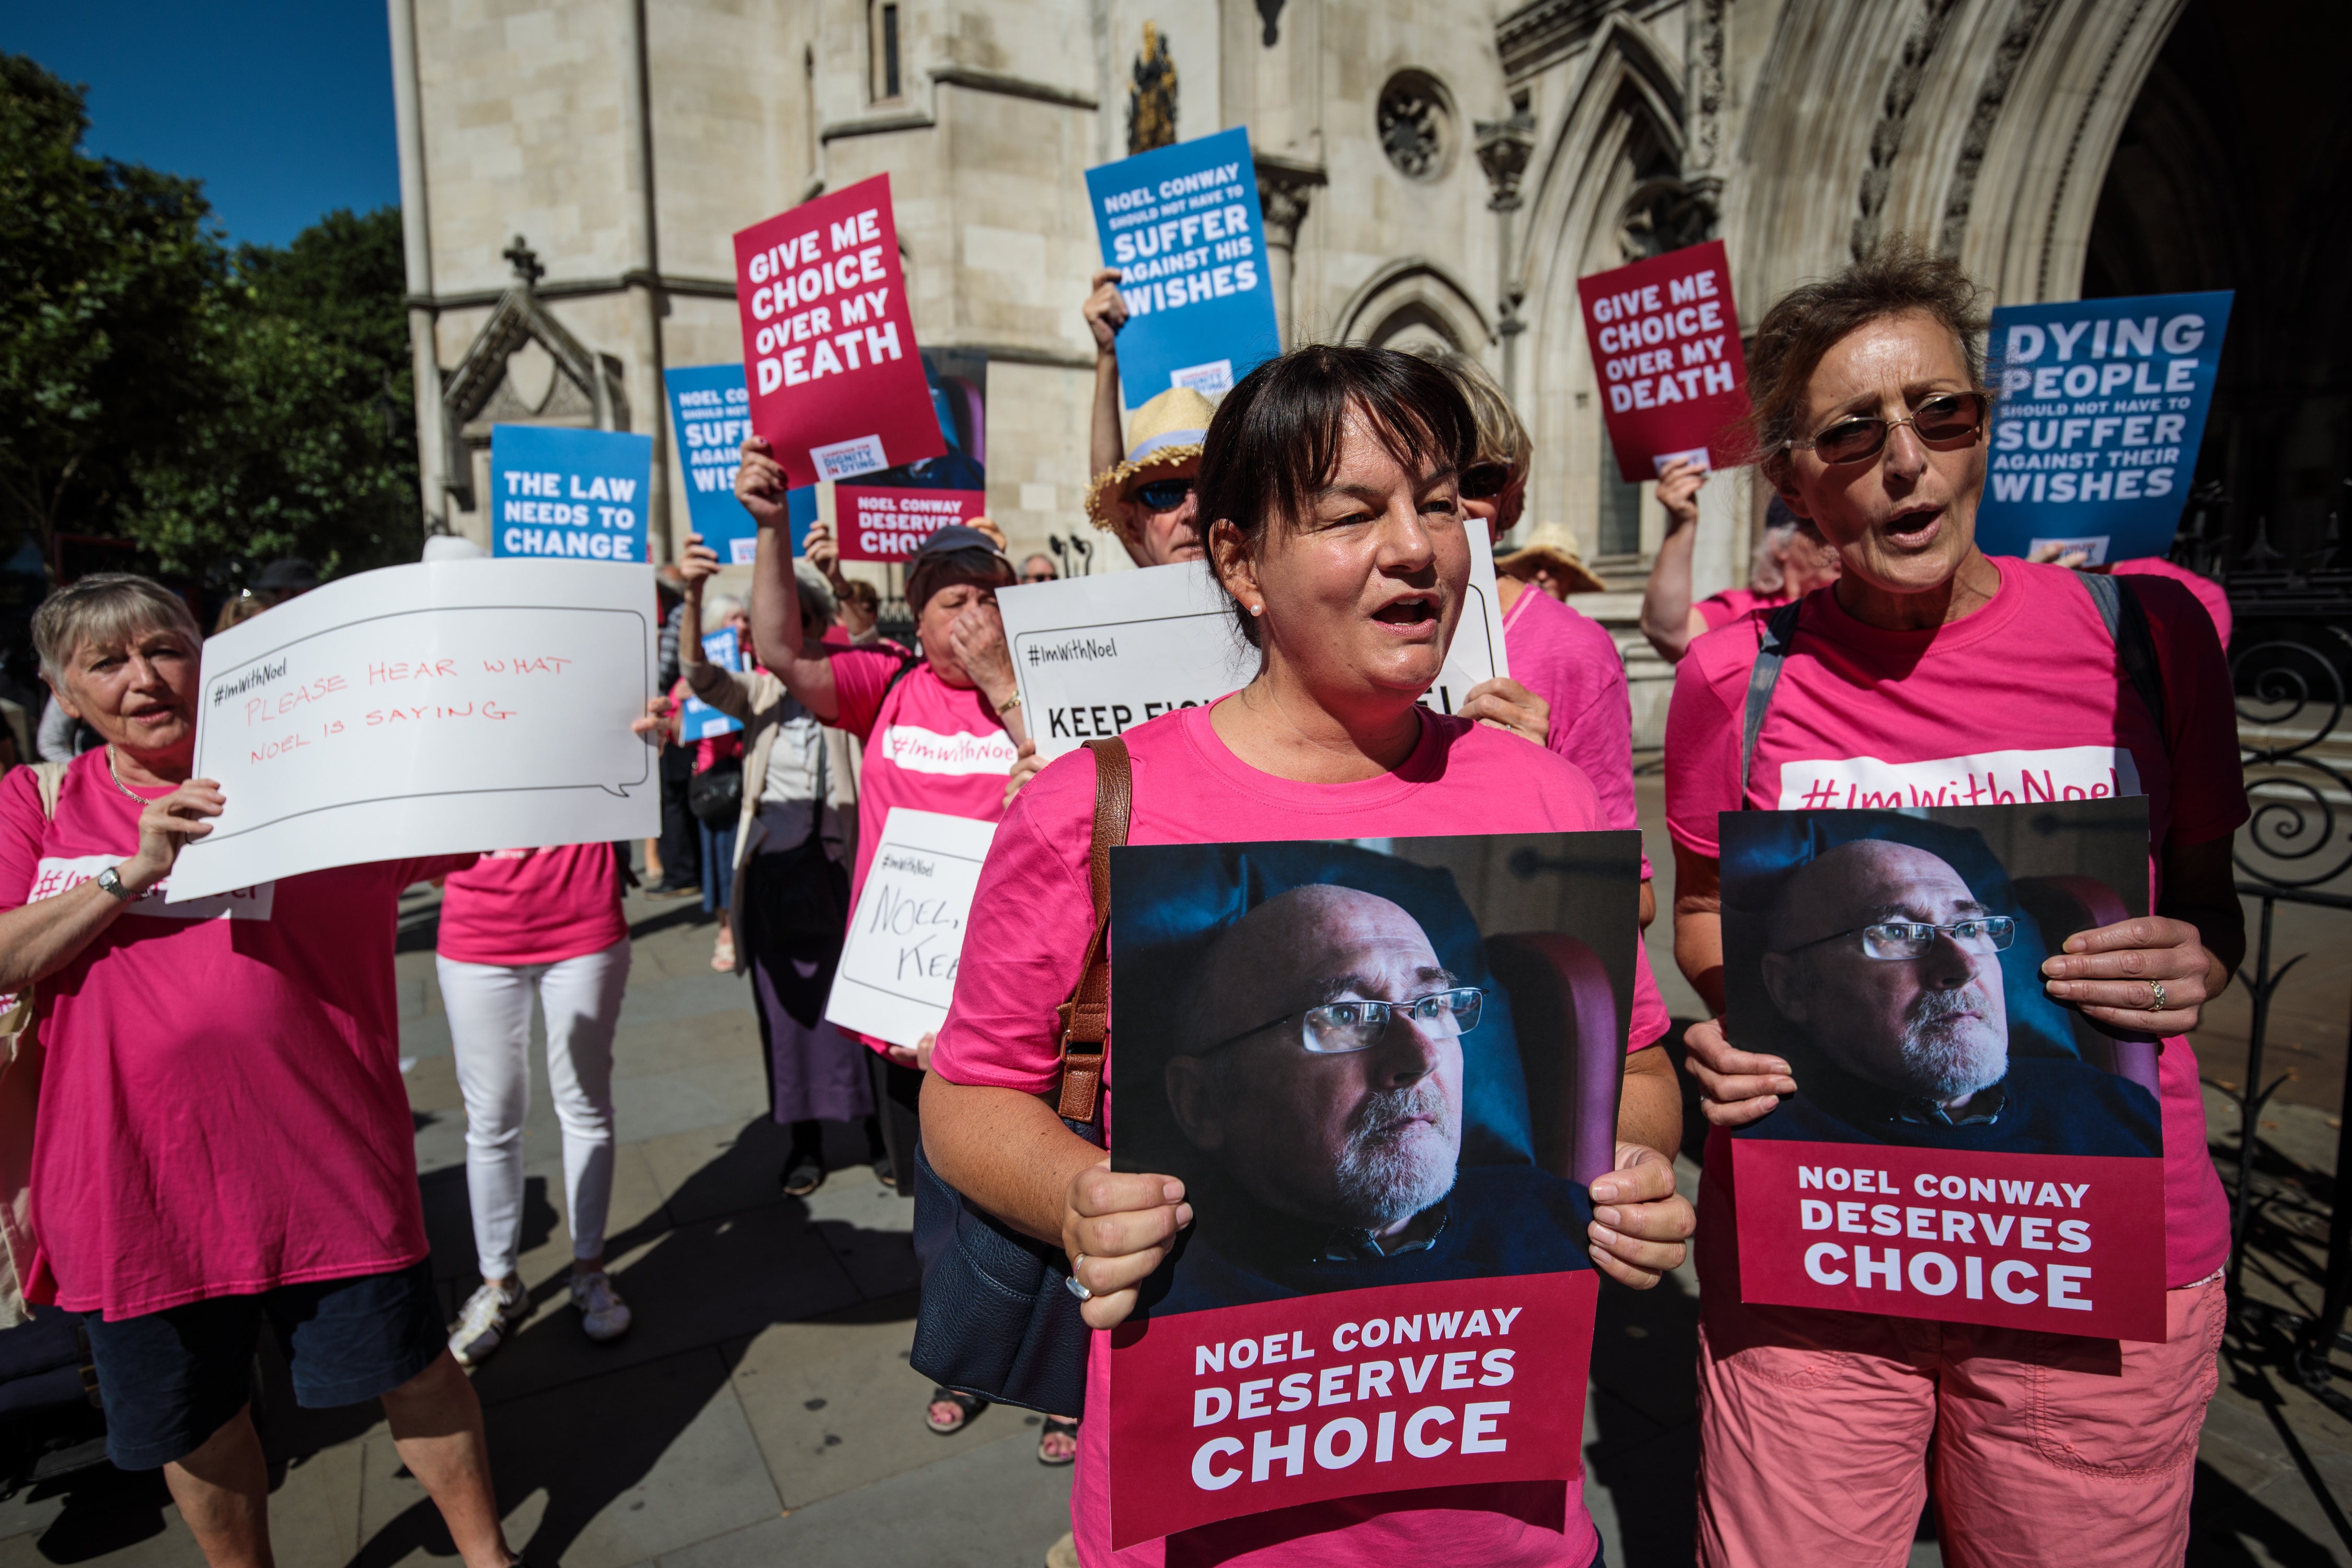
[94,866,139,902]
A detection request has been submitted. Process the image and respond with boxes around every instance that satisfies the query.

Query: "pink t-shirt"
[437,842,627,967]
[828,648,1017,904]
[0,751,474,1317]
[1692,585,1790,632]
[934,700,1670,1568]
[1663,556,2247,1289]
[2112,557,2231,649]
[1502,583,1654,889]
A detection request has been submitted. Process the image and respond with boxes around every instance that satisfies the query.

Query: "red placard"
[834,485,989,563]
[1576,239,1751,481]
[1106,1271,1596,1549]
[733,175,945,490]
[1731,1139,2166,1343]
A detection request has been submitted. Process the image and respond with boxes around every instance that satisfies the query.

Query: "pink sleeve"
[1547,625,1651,880]
[2130,574,2249,848]
[929,753,1100,1094]
[827,647,907,742]
[1663,639,1745,859]
[2112,558,2231,650]
[1692,593,1739,632]
[393,853,481,890]
[0,767,47,914]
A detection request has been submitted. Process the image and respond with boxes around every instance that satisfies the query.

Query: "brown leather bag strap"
[1055,736,1131,1121]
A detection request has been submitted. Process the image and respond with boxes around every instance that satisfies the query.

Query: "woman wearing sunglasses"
[925,345,1691,1568]
[1664,239,2247,1567]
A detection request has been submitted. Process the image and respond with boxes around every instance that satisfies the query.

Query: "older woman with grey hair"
[666,536,877,1197]
[0,574,517,1568]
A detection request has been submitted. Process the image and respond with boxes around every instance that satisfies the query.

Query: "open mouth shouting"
[1369,590,1444,637]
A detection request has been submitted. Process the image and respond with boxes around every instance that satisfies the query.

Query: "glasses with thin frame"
[1779,916,2016,962]
[1785,391,1990,466]
[1205,987,1485,1056]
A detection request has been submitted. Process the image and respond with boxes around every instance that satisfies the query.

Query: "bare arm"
[0,780,224,992]
[736,437,842,722]
[1085,269,1128,477]
[1638,460,1711,663]
[1670,841,1726,1014]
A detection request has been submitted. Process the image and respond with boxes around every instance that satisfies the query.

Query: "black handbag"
[909,736,1127,1415]
[686,758,742,827]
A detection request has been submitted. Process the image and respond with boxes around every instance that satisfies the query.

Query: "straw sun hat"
[1496,521,1607,595]
[1084,386,1216,538]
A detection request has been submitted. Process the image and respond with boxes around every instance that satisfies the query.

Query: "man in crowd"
[1749,839,2160,1155]
[1020,553,1058,584]
[1152,884,1595,1314]
[1080,269,1209,567]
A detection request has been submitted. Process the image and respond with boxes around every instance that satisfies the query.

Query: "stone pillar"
[1473,103,1537,402]
[387,0,447,538]
[619,0,672,563]
[1255,154,1325,345]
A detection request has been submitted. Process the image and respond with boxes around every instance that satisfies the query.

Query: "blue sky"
[6,1,399,248]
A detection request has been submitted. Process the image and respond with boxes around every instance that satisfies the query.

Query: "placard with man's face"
[1101,832,1638,1547]
[1720,798,2166,1342]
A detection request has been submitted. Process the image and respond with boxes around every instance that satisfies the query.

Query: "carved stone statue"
[1128,22,1178,155]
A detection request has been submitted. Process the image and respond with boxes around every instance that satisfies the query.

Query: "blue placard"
[1977,290,2232,564]
[665,364,814,564]
[679,627,745,741]
[488,425,654,562]
[1086,126,1280,407]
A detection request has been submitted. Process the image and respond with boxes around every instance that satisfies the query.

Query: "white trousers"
[437,938,632,1280]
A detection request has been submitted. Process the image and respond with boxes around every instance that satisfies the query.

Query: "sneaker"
[570,1269,633,1342]
[449,1281,525,1367]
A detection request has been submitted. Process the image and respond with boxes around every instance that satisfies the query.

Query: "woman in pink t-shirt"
[923,347,1695,1568]
[1665,240,2247,1567]
[436,841,632,1367]
[0,574,515,1567]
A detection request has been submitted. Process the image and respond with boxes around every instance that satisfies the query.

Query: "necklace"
[105,745,159,804]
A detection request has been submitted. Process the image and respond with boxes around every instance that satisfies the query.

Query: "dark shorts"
[81,1258,444,1470]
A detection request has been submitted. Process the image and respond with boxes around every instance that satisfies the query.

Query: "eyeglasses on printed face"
[1207,987,1486,1056]
[1785,391,1989,466]
[1458,463,1512,501]
[1780,916,2016,962]
[1132,478,1195,512]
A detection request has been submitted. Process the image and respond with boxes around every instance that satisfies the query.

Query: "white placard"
[997,529,1512,759]
[171,558,660,901]
[824,808,997,1047]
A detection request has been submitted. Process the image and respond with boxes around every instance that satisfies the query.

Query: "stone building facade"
[390,0,2343,730]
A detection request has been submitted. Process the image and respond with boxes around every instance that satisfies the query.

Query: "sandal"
[926,1387,987,1434]
[781,1152,824,1197]
[873,1155,897,1189]
[1036,1414,1079,1466]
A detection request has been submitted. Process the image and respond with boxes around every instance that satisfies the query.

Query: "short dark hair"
[839,578,880,611]
[906,547,1012,616]
[1744,235,1989,472]
[1196,346,1476,647]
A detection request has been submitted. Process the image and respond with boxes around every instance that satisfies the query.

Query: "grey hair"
[700,594,745,633]
[793,559,837,623]
[1749,524,1799,595]
[33,573,203,685]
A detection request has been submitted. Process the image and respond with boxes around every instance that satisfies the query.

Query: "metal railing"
[2222,619,2352,1421]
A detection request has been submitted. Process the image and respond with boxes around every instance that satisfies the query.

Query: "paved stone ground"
[0,778,2343,1565]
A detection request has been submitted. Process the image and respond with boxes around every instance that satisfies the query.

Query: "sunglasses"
[1786,391,1989,466]
[1021,569,1055,583]
[1459,463,1513,501]
[1132,478,1195,511]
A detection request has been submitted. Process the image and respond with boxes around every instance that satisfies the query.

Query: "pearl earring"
[1249,603,1264,617]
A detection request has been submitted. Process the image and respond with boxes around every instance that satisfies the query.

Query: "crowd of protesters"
[0,229,2245,1568]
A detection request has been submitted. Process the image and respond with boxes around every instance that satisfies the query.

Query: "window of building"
[871,2,901,102]
[1598,460,1644,559]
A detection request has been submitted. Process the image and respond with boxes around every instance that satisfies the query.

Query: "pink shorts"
[1694,1273,2225,1567]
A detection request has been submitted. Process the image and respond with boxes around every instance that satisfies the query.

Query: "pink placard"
[1577,239,1751,482]
[733,175,946,490]
[1106,1271,1597,1549]
[1731,1139,2167,1343]
[834,485,989,563]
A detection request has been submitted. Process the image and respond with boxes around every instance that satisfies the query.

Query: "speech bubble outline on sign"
[172,559,659,902]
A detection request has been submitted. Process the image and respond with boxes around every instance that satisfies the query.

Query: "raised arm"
[735,436,842,722]
[1085,269,1128,478]
[1638,460,1711,662]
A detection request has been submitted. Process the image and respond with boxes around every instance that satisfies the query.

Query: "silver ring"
[1065,1255,1092,1302]
[2149,980,2166,1012]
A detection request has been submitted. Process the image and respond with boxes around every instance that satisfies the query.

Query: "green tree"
[0,52,223,569]
[129,209,420,581]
